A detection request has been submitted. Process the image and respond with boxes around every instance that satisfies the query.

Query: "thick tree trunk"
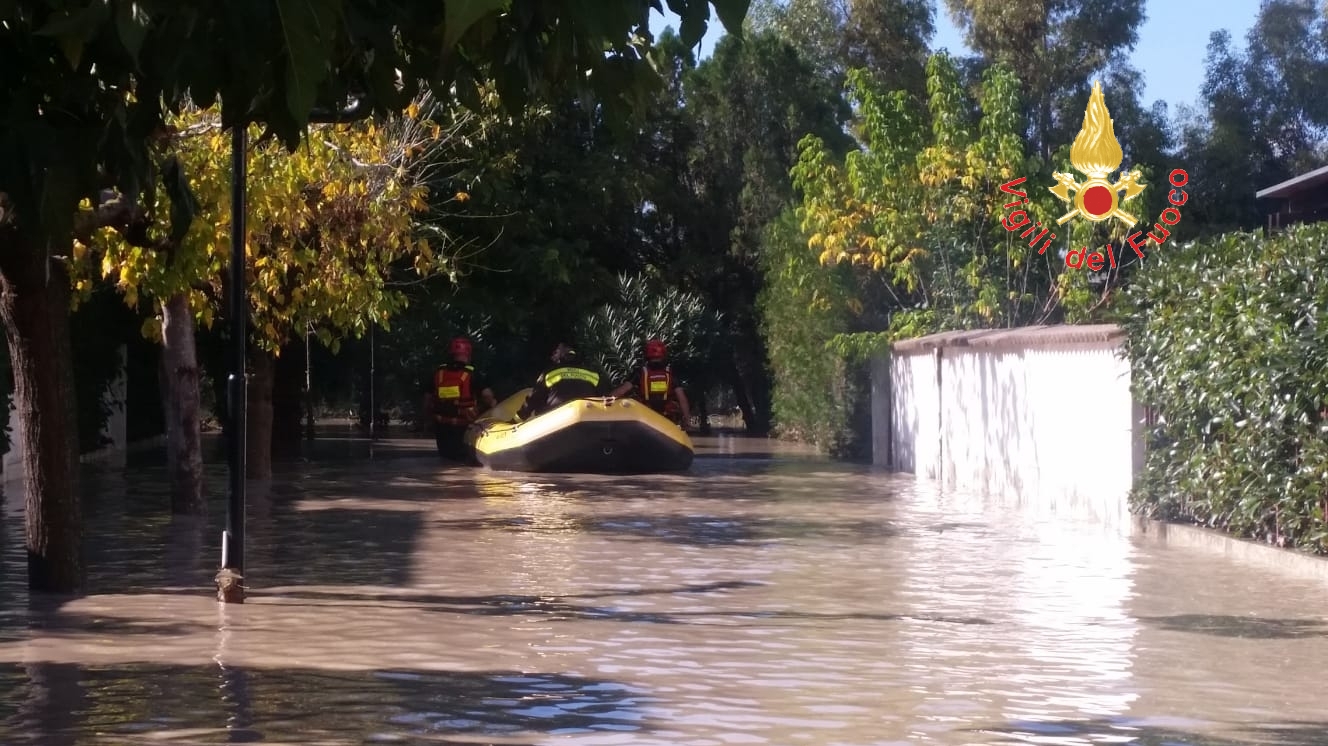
[730,348,771,436]
[159,293,205,514]
[0,251,83,593]
[246,350,275,479]
[695,389,713,436]
[271,341,305,460]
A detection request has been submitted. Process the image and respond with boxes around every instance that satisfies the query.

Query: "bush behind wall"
[1121,223,1328,552]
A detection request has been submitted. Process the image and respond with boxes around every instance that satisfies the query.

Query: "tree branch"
[72,190,172,254]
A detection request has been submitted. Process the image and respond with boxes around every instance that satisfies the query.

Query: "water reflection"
[0,437,1326,744]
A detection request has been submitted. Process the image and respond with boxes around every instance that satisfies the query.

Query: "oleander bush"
[1120,222,1328,552]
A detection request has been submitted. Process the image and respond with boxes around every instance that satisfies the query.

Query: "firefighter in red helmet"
[427,336,497,463]
[610,338,693,430]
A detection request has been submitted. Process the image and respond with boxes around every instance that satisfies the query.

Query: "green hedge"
[1120,223,1328,552]
[758,210,869,459]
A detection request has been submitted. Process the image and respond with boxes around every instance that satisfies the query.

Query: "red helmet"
[449,336,473,359]
[645,338,666,361]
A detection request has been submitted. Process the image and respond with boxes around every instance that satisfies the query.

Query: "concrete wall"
[876,325,1144,530]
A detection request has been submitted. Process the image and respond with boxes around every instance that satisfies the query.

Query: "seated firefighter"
[610,337,693,430]
[515,342,607,422]
[429,336,497,462]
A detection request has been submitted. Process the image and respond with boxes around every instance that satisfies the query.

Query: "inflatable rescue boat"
[465,388,694,473]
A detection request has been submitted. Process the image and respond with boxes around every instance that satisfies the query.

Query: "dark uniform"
[516,346,607,422]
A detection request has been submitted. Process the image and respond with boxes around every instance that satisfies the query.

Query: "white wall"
[879,326,1143,531]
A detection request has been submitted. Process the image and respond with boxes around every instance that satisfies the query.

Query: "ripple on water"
[1,440,1328,744]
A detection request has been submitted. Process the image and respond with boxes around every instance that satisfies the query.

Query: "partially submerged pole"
[212,99,369,603]
[216,123,248,604]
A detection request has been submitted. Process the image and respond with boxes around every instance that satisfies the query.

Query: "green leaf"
[675,0,709,47]
[275,0,341,125]
[710,0,751,35]
[115,0,150,63]
[443,0,509,53]
[34,0,110,40]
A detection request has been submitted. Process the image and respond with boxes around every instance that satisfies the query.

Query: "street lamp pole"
[215,121,248,603]
[216,99,370,604]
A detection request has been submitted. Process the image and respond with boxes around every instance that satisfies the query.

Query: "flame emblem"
[1049,81,1145,226]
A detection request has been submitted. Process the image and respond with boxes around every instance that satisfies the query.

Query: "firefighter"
[515,342,608,422]
[610,338,693,430]
[429,336,496,463]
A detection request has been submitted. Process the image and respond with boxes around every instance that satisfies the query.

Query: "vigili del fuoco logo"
[997,81,1190,271]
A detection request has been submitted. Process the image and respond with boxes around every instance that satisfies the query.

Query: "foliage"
[758,210,868,458]
[0,0,749,256]
[658,28,854,431]
[941,0,1147,158]
[746,0,933,95]
[71,93,462,353]
[1121,223,1328,554]
[794,53,1107,337]
[1174,2,1328,238]
[576,273,724,385]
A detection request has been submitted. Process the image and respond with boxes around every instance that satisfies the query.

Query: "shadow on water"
[1135,614,1328,640]
[56,462,428,594]
[974,718,1328,746]
[240,586,993,627]
[570,513,902,546]
[0,661,652,744]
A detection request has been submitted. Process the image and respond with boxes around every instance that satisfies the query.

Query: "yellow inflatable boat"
[465,388,694,473]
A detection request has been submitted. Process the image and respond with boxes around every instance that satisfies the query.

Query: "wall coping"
[1131,516,1328,585]
[890,323,1125,354]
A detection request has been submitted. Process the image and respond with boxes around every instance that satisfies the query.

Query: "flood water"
[1,432,1327,745]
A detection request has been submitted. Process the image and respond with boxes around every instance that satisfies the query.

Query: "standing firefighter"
[611,338,693,431]
[429,336,496,463]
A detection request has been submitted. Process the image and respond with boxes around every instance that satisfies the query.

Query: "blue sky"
[649,1,1261,112]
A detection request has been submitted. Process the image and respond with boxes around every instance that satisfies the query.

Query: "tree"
[668,29,853,433]
[793,54,1104,337]
[73,93,472,491]
[1177,1,1328,236]
[941,0,1147,159]
[0,0,751,593]
[747,0,934,96]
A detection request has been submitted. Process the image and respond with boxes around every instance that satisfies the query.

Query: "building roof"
[1257,164,1328,200]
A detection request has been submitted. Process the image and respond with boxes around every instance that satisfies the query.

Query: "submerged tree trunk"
[271,341,305,460]
[159,292,205,514]
[0,246,83,593]
[246,350,275,479]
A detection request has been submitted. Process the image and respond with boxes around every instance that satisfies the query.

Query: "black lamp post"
[215,99,370,604]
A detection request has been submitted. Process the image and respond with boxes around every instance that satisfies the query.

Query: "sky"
[648,0,1262,112]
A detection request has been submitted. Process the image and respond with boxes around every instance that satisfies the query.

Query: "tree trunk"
[730,351,771,436]
[271,341,305,460]
[695,389,712,436]
[0,251,83,593]
[246,349,275,479]
[159,292,205,514]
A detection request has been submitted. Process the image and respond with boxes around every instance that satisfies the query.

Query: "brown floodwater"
[1,431,1327,745]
